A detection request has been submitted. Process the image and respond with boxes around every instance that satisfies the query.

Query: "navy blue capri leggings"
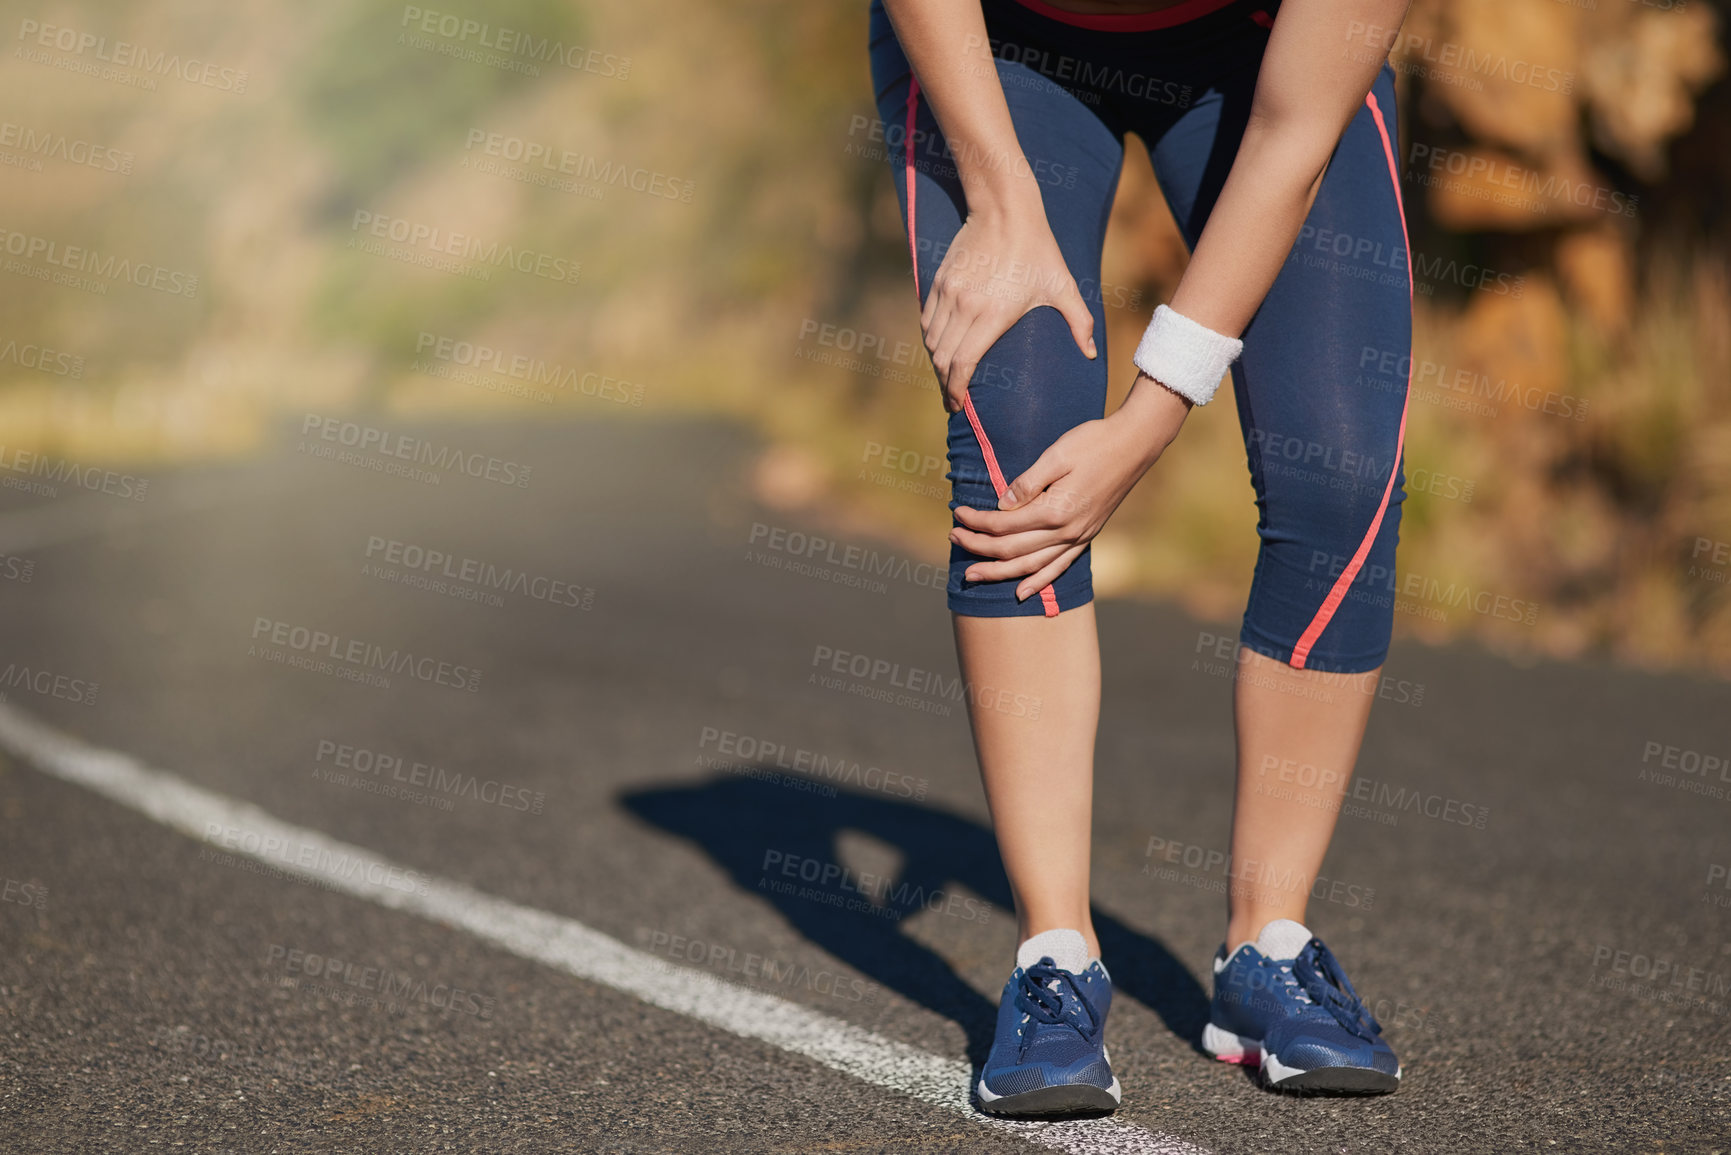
[868,0,1412,673]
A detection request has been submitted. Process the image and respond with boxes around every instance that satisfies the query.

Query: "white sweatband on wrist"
[1131,304,1244,407]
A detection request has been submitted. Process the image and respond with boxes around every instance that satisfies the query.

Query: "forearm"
[1110,134,1339,480]
[1116,129,1323,429]
[1120,0,1409,441]
[881,0,1043,217]
[1167,0,1413,338]
[1167,129,1335,337]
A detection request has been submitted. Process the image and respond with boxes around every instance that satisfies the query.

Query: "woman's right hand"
[921,205,1097,413]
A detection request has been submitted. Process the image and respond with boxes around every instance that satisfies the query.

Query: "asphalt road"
[0,414,1726,1154]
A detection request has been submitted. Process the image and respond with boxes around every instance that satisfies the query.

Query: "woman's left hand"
[951,375,1192,602]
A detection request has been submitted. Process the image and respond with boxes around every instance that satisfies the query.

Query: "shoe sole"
[974,1077,1121,1118]
[1204,1023,1400,1095]
[1263,1051,1400,1094]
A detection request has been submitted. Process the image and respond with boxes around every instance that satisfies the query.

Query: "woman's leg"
[1134,58,1409,1089]
[1219,66,1410,947]
[1144,63,1412,947]
[955,606,1102,957]
[869,3,1135,1116]
[1224,649,1378,948]
[870,7,1125,960]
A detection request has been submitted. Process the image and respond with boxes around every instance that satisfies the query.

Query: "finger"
[923,293,958,388]
[932,309,982,410]
[950,523,1065,559]
[946,373,967,414]
[919,267,946,332]
[962,543,1070,585]
[1016,543,1087,602]
[1000,444,1072,512]
[953,499,1069,535]
[1051,280,1097,361]
[947,312,1012,407]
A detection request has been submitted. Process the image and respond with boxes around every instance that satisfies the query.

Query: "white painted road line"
[0,701,1209,1155]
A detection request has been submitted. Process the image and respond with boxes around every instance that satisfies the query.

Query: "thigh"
[870,8,1125,617]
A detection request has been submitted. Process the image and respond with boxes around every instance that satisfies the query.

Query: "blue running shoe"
[975,929,1120,1117]
[1203,919,1400,1094]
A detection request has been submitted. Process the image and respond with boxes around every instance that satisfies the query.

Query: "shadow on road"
[622,774,1211,1069]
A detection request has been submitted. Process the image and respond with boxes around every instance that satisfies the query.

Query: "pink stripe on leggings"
[903,77,922,297]
[904,77,1059,618]
[963,393,1061,617]
[1289,90,1412,669]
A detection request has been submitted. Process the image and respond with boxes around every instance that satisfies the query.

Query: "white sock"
[1015,928,1093,974]
[1216,919,1315,975]
[1253,918,1312,961]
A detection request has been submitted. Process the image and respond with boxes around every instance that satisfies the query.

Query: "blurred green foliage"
[298,0,584,214]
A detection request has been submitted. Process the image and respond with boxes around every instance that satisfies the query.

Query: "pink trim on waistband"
[1007,0,1242,32]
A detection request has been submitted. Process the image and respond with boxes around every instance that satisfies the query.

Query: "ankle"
[1224,912,1301,953]
[1016,922,1101,966]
